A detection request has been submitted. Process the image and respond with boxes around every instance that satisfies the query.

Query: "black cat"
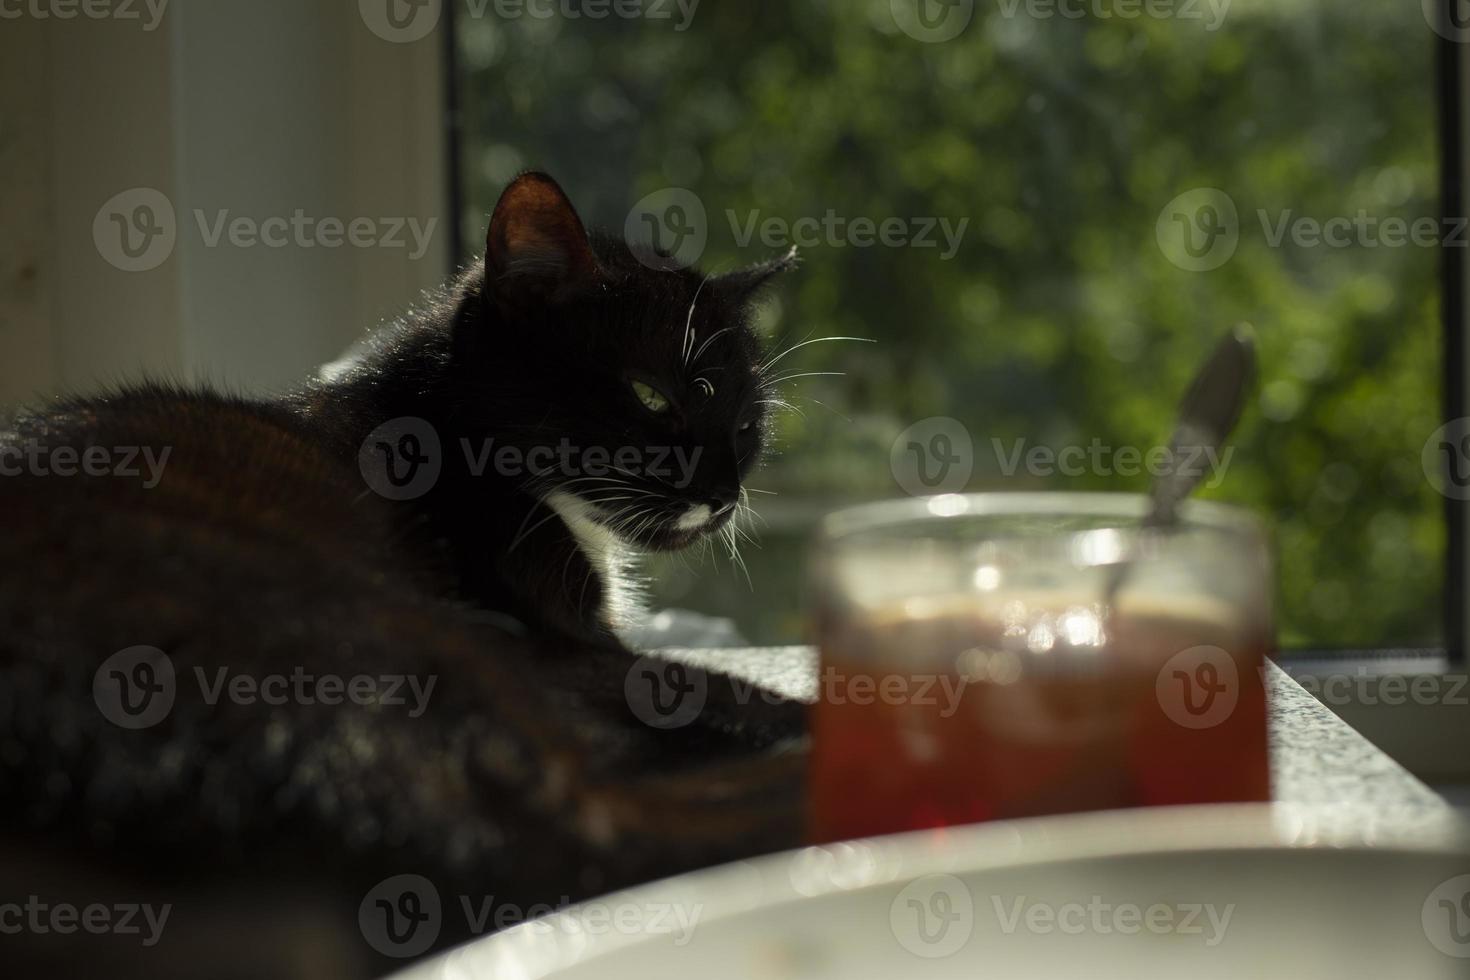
[0,173,806,979]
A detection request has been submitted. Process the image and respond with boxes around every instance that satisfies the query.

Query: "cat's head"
[459,172,796,552]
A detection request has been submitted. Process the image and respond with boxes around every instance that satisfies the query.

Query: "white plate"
[390,804,1470,979]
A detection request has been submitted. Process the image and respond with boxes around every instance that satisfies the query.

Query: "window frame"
[1440,20,1467,667]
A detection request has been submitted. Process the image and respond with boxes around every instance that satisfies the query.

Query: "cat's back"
[0,381,447,695]
[3,383,377,538]
[0,383,581,964]
[1,382,434,592]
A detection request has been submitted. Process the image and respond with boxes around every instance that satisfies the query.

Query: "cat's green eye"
[631,380,671,414]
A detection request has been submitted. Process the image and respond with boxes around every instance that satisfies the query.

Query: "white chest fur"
[544,490,645,632]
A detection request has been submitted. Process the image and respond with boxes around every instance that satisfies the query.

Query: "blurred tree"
[457,0,1443,649]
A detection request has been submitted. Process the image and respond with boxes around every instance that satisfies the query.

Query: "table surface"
[657,646,1448,812]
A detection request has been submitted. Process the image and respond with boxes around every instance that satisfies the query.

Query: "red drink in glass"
[806,494,1273,843]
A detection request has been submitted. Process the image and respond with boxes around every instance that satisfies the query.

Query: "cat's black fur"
[0,174,806,978]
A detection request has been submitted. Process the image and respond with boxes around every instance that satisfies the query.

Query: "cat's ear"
[714,246,799,305]
[485,172,598,307]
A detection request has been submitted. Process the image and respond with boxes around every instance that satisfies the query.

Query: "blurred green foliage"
[457,0,1444,649]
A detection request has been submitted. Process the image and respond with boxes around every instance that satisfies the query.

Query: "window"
[453,0,1451,652]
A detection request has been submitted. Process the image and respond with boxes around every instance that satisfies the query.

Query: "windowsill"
[652,646,1450,813]
[1267,652,1470,788]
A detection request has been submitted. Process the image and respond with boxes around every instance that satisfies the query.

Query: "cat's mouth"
[620,500,734,551]
[666,502,737,546]
[546,491,735,553]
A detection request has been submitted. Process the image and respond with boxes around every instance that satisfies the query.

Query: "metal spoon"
[1102,323,1257,610]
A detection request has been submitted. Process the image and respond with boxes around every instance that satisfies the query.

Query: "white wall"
[0,0,450,405]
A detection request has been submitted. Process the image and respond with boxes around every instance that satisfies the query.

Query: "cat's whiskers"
[759,335,873,375]
[721,521,753,590]
[681,273,714,369]
[738,486,768,529]
[609,463,676,491]
[729,492,760,549]
[690,326,735,368]
[509,475,656,553]
[763,370,846,388]
[756,396,805,419]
